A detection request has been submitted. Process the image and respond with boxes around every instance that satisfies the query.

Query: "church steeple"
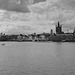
[58,21,60,27]
[56,21,62,34]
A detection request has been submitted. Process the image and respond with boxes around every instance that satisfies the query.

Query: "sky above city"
[0,0,75,34]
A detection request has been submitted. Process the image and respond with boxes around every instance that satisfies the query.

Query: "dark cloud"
[0,0,32,13]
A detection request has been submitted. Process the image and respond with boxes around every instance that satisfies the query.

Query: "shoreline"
[0,40,75,42]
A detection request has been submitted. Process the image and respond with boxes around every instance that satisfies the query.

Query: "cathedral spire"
[58,21,60,27]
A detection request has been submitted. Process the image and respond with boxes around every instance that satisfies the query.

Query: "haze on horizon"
[0,0,75,34]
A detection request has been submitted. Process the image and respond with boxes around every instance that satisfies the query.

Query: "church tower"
[56,22,62,34]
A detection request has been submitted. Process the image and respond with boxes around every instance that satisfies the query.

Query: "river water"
[0,42,75,75]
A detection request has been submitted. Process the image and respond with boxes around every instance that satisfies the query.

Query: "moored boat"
[1,43,5,46]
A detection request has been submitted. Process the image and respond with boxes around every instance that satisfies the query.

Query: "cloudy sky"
[0,0,75,34]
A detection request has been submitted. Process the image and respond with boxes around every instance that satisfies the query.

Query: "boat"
[1,43,5,46]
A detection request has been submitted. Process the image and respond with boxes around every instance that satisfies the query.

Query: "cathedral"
[56,22,64,34]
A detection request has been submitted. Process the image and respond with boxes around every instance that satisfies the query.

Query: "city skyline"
[0,0,75,34]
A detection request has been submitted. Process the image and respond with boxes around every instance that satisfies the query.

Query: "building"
[50,29,54,35]
[56,22,63,34]
[73,27,75,40]
[73,27,75,34]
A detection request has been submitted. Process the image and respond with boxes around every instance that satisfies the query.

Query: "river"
[0,42,75,75]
